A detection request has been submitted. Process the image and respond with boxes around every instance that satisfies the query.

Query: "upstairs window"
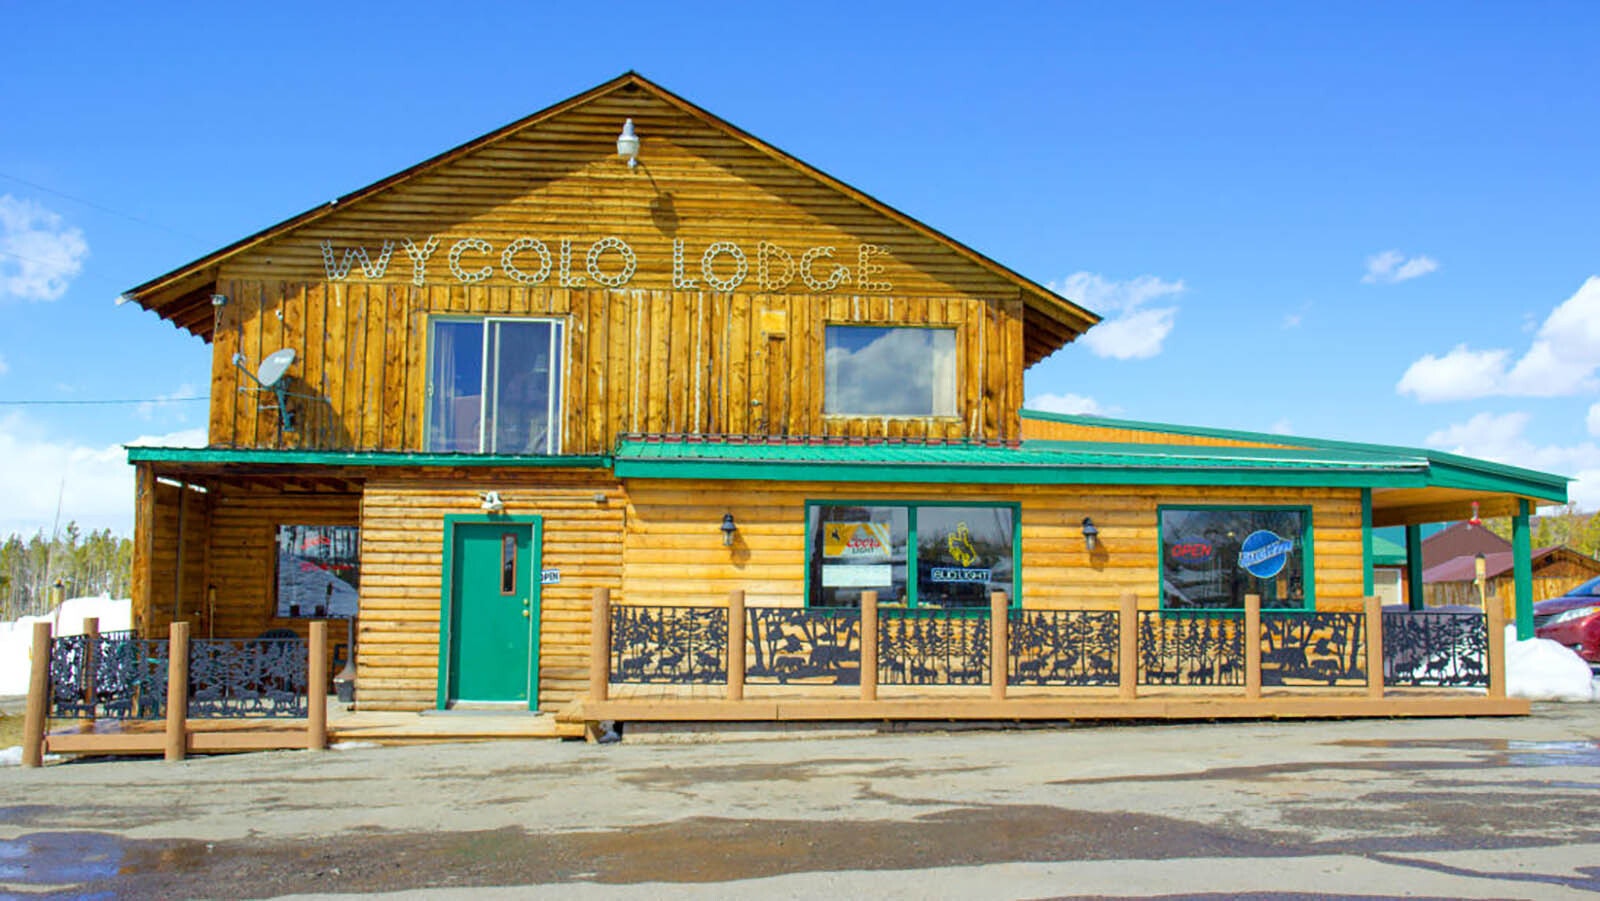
[427,318,563,454]
[824,326,957,417]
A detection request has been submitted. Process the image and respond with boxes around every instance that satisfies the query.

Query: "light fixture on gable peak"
[616,118,639,168]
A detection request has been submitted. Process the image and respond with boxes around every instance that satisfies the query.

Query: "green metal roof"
[126,446,611,468]
[1370,534,1409,567]
[612,438,1431,487]
[1021,409,1570,502]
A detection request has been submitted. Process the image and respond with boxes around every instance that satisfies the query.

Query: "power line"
[0,396,209,406]
[0,171,206,242]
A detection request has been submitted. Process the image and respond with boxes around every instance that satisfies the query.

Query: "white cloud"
[1397,277,1600,401]
[0,195,89,301]
[1424,411,1600,510]
[1026,392,1106,416]
[1362,249,1439,284]
[1053,272,1184,360]
[0,413,205,538]
[0,354,8,376]
[1589,402,1600,438]
[1268,418,1294,435]
[1282,301,1312,330]
[137,383,199,421]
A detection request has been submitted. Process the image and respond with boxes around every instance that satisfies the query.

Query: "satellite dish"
[257,348,296,388]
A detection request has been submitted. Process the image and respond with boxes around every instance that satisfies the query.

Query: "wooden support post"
[82,616,100,726]
[21,622,51,768]
[133,463,155,634]
[165,621,190,763]
[1118,592,1138,700]
[308,620,328,751]
[727,590,746,701]
[990,591,1008,701]
[1364,595,1385,699]
[589,587,610,703]
[860,590,878,702]
[1244,593,1262,700]
[1486,580,1507,699]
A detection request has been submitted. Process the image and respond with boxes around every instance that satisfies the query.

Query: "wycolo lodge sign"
[319,236,896,294]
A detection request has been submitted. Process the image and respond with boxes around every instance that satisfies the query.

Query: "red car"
[1533,575,1600,668]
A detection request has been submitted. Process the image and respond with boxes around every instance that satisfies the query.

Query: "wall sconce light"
[1081,516,1100,552]
[616,118,639,168]
[479,491,505,513]
[721,512,738,547]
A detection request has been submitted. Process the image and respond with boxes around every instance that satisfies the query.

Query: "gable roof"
[122,72,1098,363]
[1420,520,1513,569]
[1422,546,1599,583]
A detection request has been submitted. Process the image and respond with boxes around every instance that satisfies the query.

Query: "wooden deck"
[582,684,1528,723]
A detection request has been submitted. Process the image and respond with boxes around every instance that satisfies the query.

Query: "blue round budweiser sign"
[1238,529,1294,579]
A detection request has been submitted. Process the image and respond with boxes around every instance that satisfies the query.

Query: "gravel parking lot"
[5,705,1600,899]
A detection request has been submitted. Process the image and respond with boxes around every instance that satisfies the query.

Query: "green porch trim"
[1513,499,1533,639]
[1361,489,1374,597]
[1020,410,1570,502]
[1405,524,1426,611]
[129,446,612,469]
[615,439,1430,489]
[437,513,544,711]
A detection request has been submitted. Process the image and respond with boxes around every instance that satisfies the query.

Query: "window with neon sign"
[1158,507,1311,611]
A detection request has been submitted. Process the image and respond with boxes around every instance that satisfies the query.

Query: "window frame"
[803,499,1022,609]
[821,324,961,420]
[1156,503,1315,614]
[424,314,567,455]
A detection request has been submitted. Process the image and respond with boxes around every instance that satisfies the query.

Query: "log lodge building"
[120,73,1568,728]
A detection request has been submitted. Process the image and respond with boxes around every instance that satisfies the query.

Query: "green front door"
[444,518,541,707]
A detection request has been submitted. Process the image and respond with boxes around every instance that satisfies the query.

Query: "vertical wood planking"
[233,281,261,447]
[322,283,348,450]
[303,283,328,447]
[209,279,239,446]
[381,285,407,449]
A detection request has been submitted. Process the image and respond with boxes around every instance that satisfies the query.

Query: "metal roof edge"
[125,446,613,469]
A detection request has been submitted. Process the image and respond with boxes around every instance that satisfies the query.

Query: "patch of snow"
[0,745,19,766]
[329,741,381,751]
[1506,625,1599,702]
[0,595,131,696]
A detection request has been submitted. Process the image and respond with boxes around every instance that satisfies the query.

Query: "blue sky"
[1,2,1597,536]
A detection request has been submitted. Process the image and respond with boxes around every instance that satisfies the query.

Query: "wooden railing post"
[22,622,51,768]
[82,616,99,728]
[990,591,1008,701]
[727,590,746,701]
[308,620,328,751]
[165,621,190,763]
[1365,595,1386,698]
[860,590,878,702]
[1486,585,1507,699]
[1118,593,1138,700]
[589,587,610,703]
[1244,593,1262,700]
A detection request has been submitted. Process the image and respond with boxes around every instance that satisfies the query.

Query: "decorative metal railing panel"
[1138,612,1245,686]
[1383,611,1489,687]
[1008,610,1119,686]
[610,605,728,684]
[49,633,168,719]
[1260,613,1367,686]
[188,638,309,718]
[746,607,861,685]
[878,610,990,685]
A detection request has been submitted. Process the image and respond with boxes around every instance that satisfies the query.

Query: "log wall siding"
[1020,417,1294,449]
[218,91,1037,315]
[622,481,1367,612]
[356,471,624,712]
[208,284,1025,453]
[137,481,209,637]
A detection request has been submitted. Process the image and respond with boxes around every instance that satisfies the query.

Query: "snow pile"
[1506,625,1599,702]
[0,595,131,697]
[0,746,62,767]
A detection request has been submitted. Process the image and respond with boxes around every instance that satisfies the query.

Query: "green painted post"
[1361,489,1374,598]
[1405,524,1425,611]
[1512,500,1534,640]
